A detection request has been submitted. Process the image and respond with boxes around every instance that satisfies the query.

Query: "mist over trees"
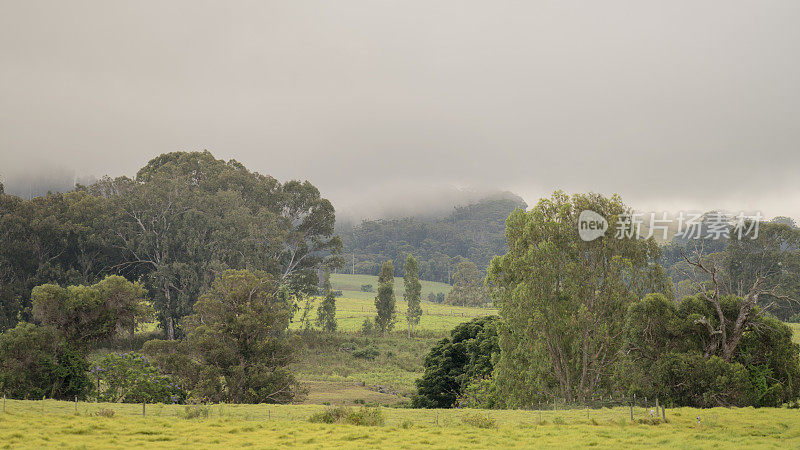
[0,151,341,337]
[337,193,526,283]
[414,191,800,409]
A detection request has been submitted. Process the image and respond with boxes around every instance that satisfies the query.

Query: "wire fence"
[1,395,674,426]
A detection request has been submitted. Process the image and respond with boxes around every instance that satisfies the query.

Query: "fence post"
[75,395,78,414]
[3,395,5,413]
[629,395,634,421]
[661,405,666,422]
[538,401,541,422]
[142,401,146,417]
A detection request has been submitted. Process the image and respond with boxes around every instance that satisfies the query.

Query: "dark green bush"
[0,323,91,400]
[352,345,380,359]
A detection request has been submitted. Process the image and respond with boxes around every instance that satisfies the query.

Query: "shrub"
[93,352,185,404]
[413,316,499,408]
[0,323,91,400]
[352,345,380,360]
[180,404,210,419]
[308,406,384,426]
[360,318,375,335]
[461,413,496,429]
[94,408,115,418]
[360,285,373,292]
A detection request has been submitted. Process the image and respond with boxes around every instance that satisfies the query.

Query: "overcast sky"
[1,1,799,220]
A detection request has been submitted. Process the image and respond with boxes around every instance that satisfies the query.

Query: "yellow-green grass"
[291,295,496,333]
[1,399,798,448]
[290,333,441,401]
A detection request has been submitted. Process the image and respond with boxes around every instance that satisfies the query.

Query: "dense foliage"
[143,270,300,404]
[444,261,490,307]
[338,193,526,283]
[93,352,185,404]
[413,316,499,408]
[0,323,91,400]
[0,151,341,337]
[31,275,151,346]
[488,192,670,405]
[621,293,800,407]
[660,218,800,320]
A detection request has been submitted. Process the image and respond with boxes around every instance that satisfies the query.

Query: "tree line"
[0,151,342,403]
[414,192,800,408]
[0,151,341,337]
[337,193,526,283]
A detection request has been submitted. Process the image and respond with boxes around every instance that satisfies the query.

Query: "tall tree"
[487,191,669,405]
[445,260,489,306]
[316,269,337,332]
[678,220,800,360]
[374,261,396,335]
[144,270,300,404]
[404,254,422,337]
[96,151,341,339]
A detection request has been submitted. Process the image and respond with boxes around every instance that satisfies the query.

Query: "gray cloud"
[1,1,799,220]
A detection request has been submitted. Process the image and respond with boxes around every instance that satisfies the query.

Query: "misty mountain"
[336,192,526,283]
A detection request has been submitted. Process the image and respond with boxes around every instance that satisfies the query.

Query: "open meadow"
[0,399,798,448]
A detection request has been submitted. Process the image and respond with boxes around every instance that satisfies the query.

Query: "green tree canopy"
[413,316,499,408]
[0,322,90,400]
[31,275,151,346]
[444,260,489,307]
[620,293,800,407]
[487,191,670,405]
[144,270,300,404]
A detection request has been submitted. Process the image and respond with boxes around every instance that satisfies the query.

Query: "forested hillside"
[336,192,526,283]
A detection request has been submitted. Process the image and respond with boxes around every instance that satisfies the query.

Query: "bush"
[360,285,373,292]
[457,376,501,409]
[0,323,91,400]
[360,318,375,335]
[461,413,496,428]
[352,345,380,360]
[180,404,210,419]
[93,352,185,404]
[308,406,384,426]
[413,316,499,408]
[94,408,115,418]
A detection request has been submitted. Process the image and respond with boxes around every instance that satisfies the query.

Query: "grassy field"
[1,399,798,448]
[293,274,495,334]
[286,275,495,405]
[329,273,452,301]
